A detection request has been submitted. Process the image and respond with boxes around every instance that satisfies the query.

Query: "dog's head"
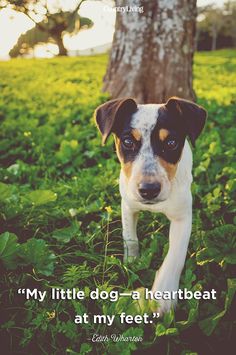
[95,97,207,204]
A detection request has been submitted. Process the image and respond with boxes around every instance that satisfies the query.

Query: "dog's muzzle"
[138,182,161,201]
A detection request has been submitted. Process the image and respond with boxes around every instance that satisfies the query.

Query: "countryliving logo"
[103,5,144,13]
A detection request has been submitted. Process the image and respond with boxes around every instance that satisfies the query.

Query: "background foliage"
[0,50,236,354]
[2,0,236,57]
[197,1,236,50]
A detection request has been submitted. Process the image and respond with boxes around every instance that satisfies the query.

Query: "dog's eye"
[122,137,135,150]
[165,138,178,151]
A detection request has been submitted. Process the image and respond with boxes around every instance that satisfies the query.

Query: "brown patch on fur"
[131,128,142,141]
[159,129,170,141]
[114,135,122,160]
[114,135,133,178]
[122,162,132,178]
[159,158,178,180]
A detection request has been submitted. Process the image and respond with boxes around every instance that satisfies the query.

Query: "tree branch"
[20,5,47,31]
[0,3,8,10]
[69,0,86,21]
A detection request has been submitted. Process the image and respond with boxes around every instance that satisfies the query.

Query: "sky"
[0,0,226,59]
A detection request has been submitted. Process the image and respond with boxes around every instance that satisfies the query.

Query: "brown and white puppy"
[95,97,207,314]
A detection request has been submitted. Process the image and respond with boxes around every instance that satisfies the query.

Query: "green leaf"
[18,239,55,276]
[196,248,216,265]
[56,140,79,163]
[176,307,198,331]
[52,222,81,243]
[155,323,166,336]
[199,309,226,336]
[163,308,174,328]
[199,278,236,336]
[196,225,236,266]
[1,320,15,329]
[0,182,14,201]
[27,190,57,206]
[183,269,197,287]
[225,278,236,311]
[165,327,178,336]
[80,343,92,355]
[0,232,19,269]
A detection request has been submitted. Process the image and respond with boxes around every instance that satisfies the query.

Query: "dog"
[95,97,207,314]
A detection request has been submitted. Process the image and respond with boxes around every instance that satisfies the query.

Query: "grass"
[0,49,236,355]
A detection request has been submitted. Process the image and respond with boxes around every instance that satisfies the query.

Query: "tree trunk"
[54,33,68,56]
[211,27,217,51]
[103,0,197,103]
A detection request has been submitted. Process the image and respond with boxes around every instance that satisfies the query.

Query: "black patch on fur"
[151,97,207,164]
[95,98,137,145]
[116,121,142,164]
[165,97,207,147]
[151,106,186,164]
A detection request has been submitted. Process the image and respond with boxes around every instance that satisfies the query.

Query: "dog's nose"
[138,182,161,200]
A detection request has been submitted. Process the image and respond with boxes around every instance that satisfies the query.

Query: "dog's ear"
[166,97,207,147]
[94,98,137,145]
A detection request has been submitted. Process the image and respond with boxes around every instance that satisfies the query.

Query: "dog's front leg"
[152,211,192,314]
[121,199,139,262]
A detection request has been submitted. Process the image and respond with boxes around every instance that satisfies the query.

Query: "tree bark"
[103,0,197,103]
[53,33,68,56]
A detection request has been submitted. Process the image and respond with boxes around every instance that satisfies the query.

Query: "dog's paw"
[154,298,177,317]
[151,269,179,316]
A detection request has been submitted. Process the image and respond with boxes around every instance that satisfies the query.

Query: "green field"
[0,50,236,354]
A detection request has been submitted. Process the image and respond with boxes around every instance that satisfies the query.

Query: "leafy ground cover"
[0,50,236,354]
